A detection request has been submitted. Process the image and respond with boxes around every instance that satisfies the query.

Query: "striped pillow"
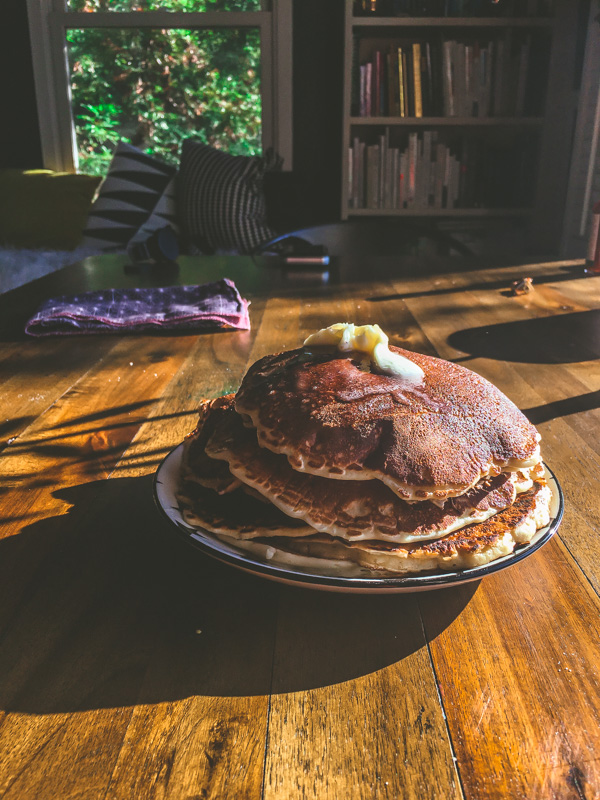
[82,142,178,251]
[177,140,281,254]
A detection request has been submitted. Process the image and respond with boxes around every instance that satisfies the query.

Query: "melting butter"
[303,323,424,382]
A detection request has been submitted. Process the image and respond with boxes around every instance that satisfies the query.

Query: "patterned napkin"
[25,279,250,336]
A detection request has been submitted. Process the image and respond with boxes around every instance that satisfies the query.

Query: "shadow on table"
[447,309,600,364]
[366,263,589,303]
[0,475,476,712]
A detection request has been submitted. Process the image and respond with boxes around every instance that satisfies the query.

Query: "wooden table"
[1,253,600,799]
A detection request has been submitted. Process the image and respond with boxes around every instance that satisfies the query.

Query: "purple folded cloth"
[25,279,250,336]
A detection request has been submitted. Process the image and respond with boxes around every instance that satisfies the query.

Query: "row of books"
[356,34,538,118]
[347,131,536,210]
[355,0,554,16]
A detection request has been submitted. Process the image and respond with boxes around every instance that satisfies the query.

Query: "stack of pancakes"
[177,327,551,575]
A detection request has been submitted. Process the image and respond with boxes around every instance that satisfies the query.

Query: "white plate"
[153,444,564,594]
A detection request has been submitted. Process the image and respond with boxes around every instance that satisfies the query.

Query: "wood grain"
[0,254,599,799]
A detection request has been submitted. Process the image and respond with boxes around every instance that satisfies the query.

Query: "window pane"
[66,27,262,174]
[67,1,264,11]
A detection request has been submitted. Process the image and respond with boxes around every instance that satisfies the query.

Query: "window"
[26,0,292,174]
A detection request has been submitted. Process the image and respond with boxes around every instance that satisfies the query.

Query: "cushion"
[0,169,102,250]
[81,142,178,251]
[177,140,282,254]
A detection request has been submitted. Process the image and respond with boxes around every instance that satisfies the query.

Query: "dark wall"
[0,0,43,169]
[0,1,344,227]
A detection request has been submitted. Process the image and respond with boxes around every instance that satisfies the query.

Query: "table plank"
[264,590,462,800]
[420,539,600,799]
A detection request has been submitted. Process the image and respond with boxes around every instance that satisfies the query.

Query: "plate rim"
[153,443,564,592]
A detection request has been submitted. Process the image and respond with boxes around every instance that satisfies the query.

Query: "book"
[402,48,411,117]
[442,40,455,117]
[348,147,353,207]
[454,42,467,117]
[420,130,433,207]
[373,51,383,116]
[365,61,373,117]
[412,43,423,118]
[378,132,387,208]
[407,132,418,206]
[387,49,399,117]
[422,41,434,117]
[399,151,407,208]
[366,144,380,208]
[434,141,446,208]
[398,47,406,117]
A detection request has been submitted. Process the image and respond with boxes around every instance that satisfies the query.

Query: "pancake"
[176,479,314,539]
[235,346,541,502]
[218,481,552,574]
[180,396,240,494]
[205,395,537,544]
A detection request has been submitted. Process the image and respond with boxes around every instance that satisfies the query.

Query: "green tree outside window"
[66,1,264,174]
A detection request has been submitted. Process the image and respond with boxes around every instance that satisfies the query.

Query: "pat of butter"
[303,323,424,382]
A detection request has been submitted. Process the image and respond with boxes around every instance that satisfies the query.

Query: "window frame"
[26,0,292,172]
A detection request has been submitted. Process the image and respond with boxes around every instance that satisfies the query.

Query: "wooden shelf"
[350,116,544,126]
[345,207,534,217]
[341,0,580,252]
[352,16,554,27]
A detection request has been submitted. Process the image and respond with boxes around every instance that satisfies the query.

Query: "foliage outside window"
[67,25,262,175]
[27,0,291,177]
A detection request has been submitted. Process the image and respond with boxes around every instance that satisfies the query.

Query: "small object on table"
[126,225,179,269]
[24,278,250,336]
[510,277,533,295]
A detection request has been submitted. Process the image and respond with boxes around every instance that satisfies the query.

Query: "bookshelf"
[341,0,581,253]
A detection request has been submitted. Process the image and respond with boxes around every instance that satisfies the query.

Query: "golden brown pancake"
[218,481,552,574]
[205,395,530,544]
[235,346,541,502]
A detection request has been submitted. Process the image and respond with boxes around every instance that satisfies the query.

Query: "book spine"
[352,137,360,208]
[397,47,406,117]
[348,146,353,208]
[391,147,399,209]
[366,144,380,209]
[421,130,432,207]
[442,40,455,117]
[373,50,385,117]
[360,65,366,117]
[454,42,466,117]
[434,141,446,208]
[412,43,423,118]
[387,49,398,117]
[351,35,361,117]
[378,132,387,208]
[423,42,433,118]
[407,132,417,207]
[401,150,409,208]
[403,48,413,117]
[428,130,437,206]
[358,141,366,208]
